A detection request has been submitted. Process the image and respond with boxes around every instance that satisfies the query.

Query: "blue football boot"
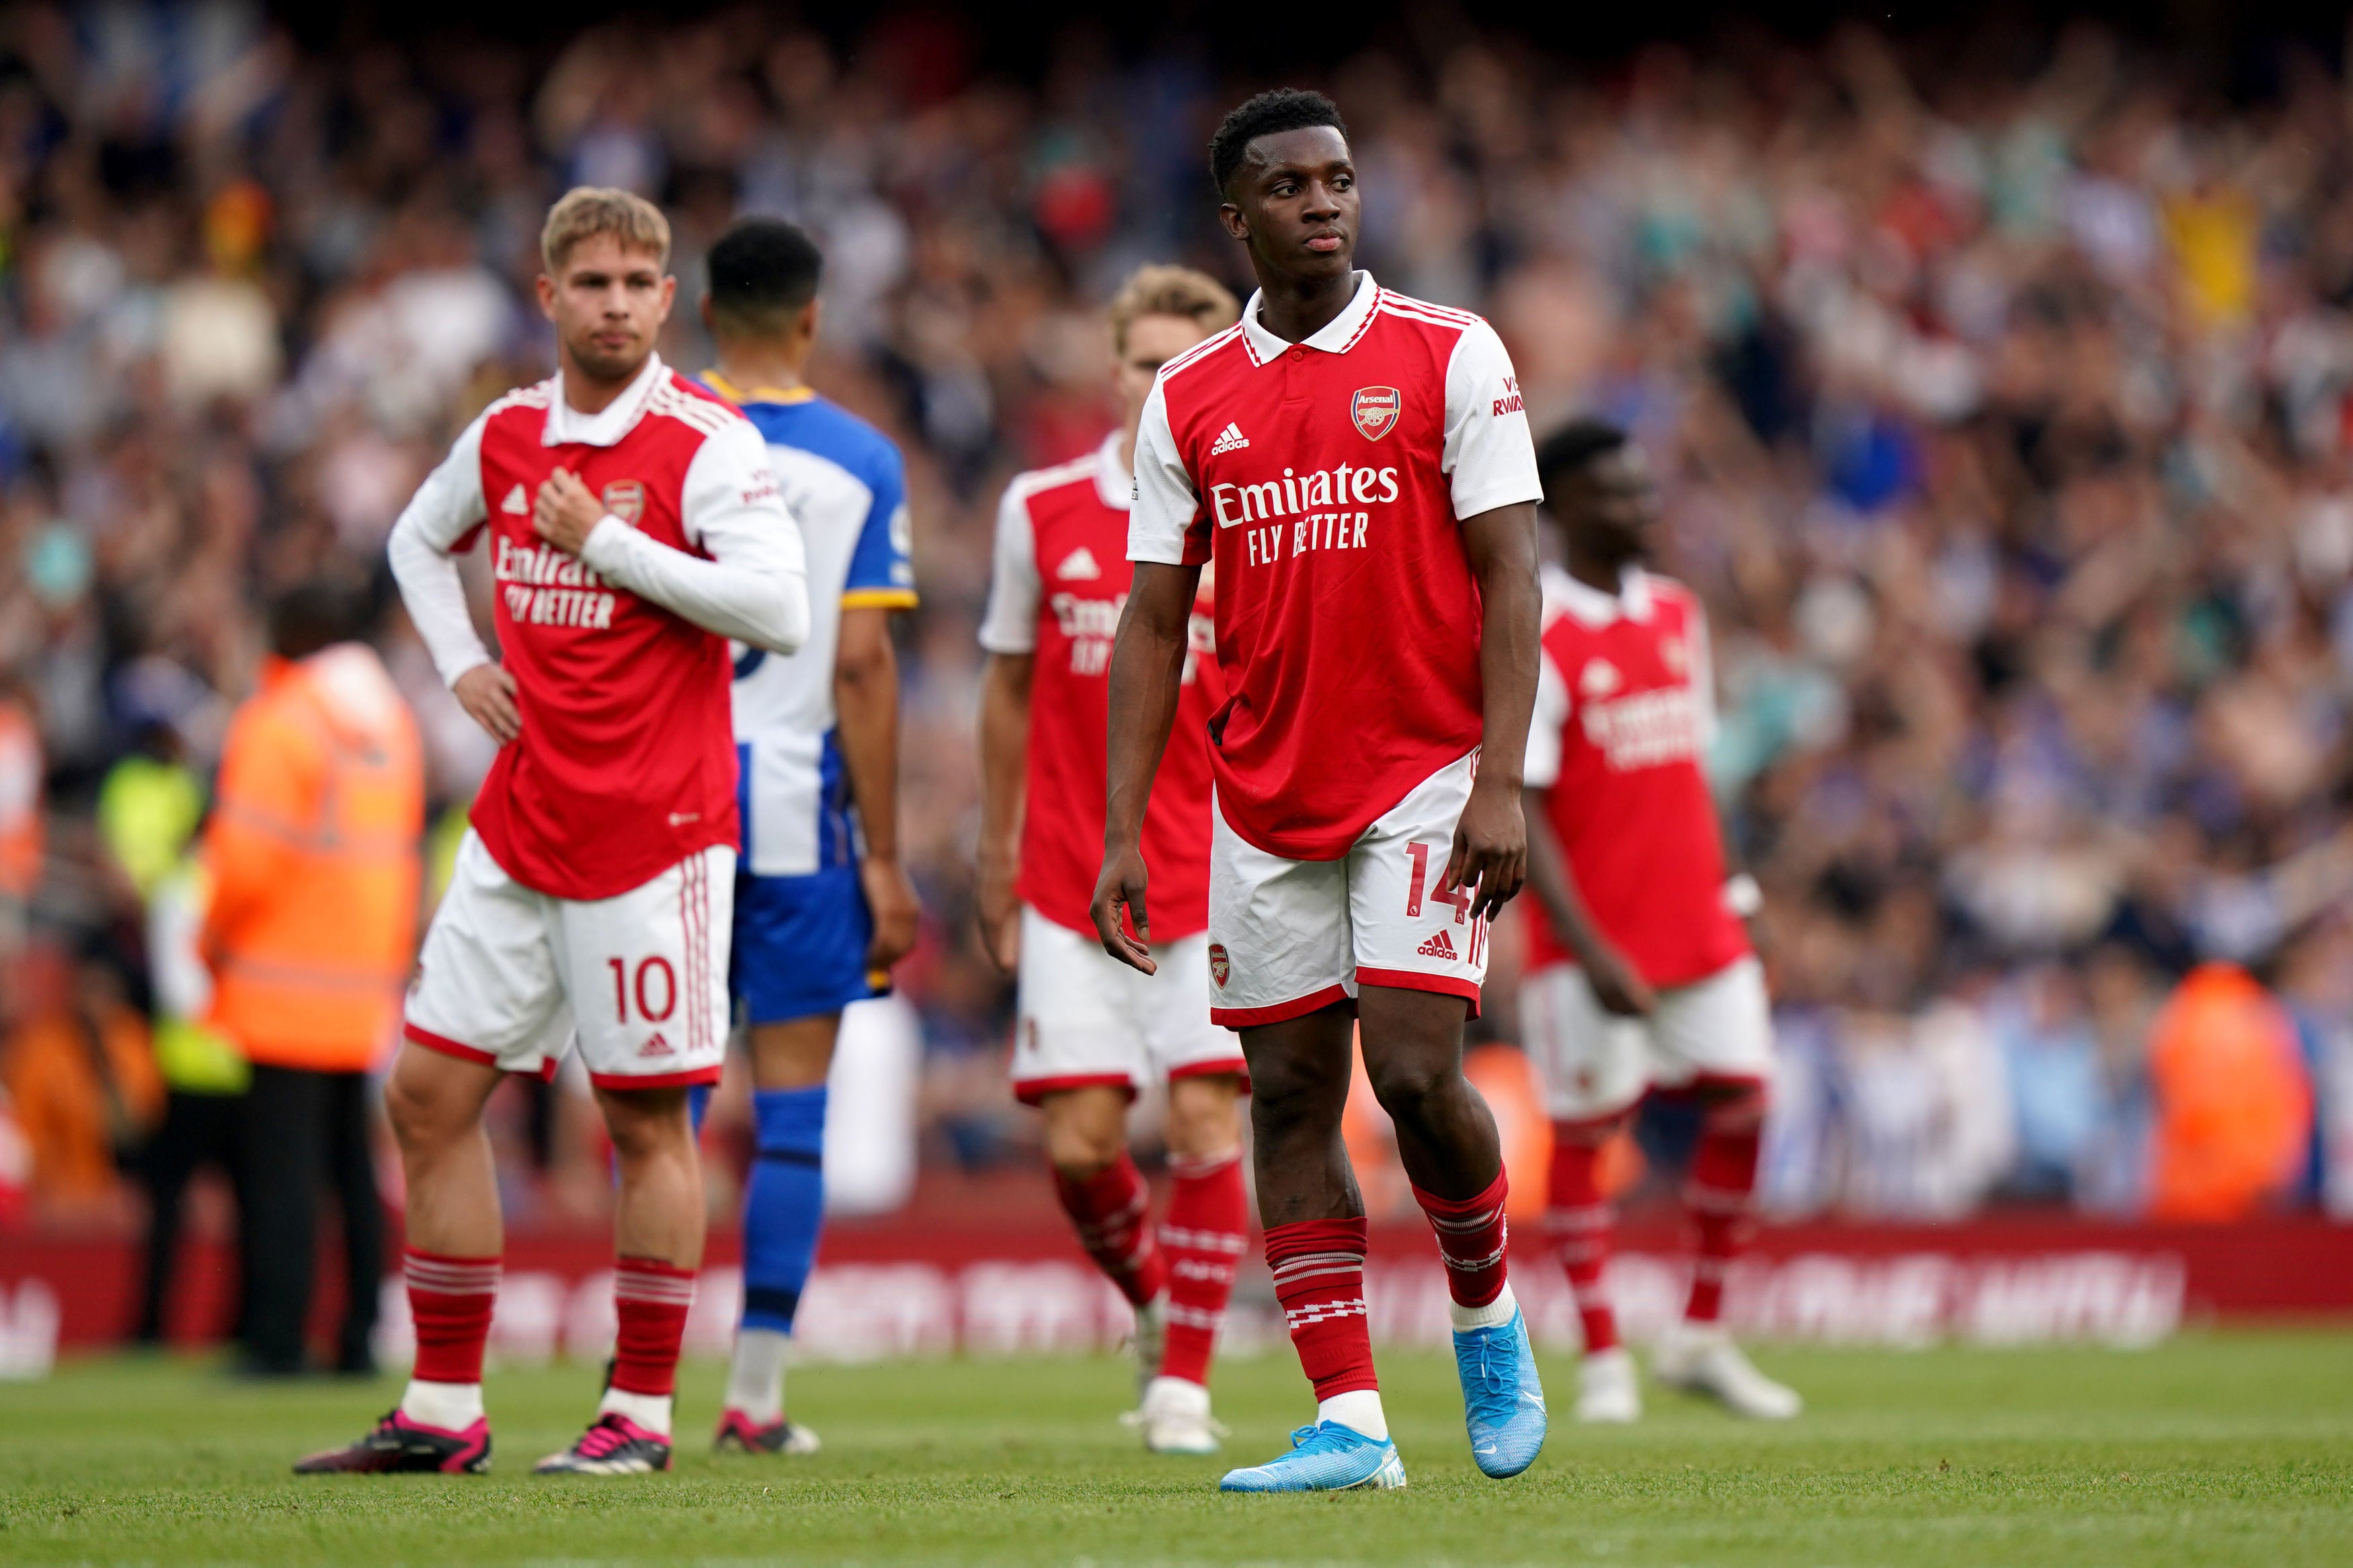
[1218,1421,1407,1492]
[1455,1307,1547,1478]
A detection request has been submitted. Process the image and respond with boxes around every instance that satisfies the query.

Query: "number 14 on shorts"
[1404,840,1487,966]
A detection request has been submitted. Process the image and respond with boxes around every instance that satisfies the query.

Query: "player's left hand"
[1090,841,1157,975]
[1443,774,1526,923]
[533,468,606,556]
[861,854,922,971]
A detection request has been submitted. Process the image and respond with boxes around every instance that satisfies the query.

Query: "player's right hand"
[1583,942,1657,1017]
[976,852,1022,973]
[1090,842,1156,975]
[452,662,521,745]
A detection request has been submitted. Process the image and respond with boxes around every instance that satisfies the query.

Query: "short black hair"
[1209,88,1348,196]
[1535,419,1629,497]
[268,579,364,659]
[705,217,823,336]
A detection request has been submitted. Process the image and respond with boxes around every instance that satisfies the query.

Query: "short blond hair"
[1109,265,1240,352]
[541,187,671,274]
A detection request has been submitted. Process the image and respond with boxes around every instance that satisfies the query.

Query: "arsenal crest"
[1208,943,1230,988]
[1351,386,1402,442]
[601,479,646,524]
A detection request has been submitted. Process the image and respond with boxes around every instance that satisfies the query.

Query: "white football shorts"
[1010,905,1247,1104]
[403,829,734,1091]
[1519,954,1773,1121]
[1205,749,1491,1028]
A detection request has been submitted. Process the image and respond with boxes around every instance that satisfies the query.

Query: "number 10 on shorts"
[607,956,678,1023]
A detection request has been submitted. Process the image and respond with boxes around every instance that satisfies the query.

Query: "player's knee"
[1038,1087,1127,1175]
[1697,1077,1769,1132]
[383,1071,465,1151]
[600,1088,693,1163]
[1163,1075,1244,1161]
[1365,1054,1455,1119]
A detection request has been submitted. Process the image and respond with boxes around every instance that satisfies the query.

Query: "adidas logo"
[501,483,529,515]
[1055,546,1101,581]
[1209,422,1250,454]
[639,1032,674,1059]
[1417,930,1458,960]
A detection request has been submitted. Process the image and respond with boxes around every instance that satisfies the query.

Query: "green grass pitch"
[2,1331,2349,1565]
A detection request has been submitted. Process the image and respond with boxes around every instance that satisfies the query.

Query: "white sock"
[398,1378,483,1431]
[1449,1280,1519,1333]
[1318,1389,1388,1441]
[597,1386,674,1437]
[725,1327,791,1425]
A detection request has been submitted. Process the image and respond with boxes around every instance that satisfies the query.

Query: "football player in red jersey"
[1520,420,1800,1423]
[296,190,810,1479]
[1096,90,1548,1491]
[977,265,1248,1455]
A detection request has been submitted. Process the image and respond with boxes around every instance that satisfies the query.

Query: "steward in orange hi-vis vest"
[201,643,424,1073]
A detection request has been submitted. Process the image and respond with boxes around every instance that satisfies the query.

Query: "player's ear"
[1218,201,1249,242]
[800,297,822,343]
[534,272,557,320]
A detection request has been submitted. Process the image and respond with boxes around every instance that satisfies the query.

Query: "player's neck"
[710,339,810,399]
[1251,266,1359,344]
[558,347,654,416]
[1565,545,1630,597]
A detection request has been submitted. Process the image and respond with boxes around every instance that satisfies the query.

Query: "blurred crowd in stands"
[1,1,2350,1236]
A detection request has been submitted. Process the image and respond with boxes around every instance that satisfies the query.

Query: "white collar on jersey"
[1551,563,1655,627]
[543,351,668,448]
[1093,427,1132,511]
[1237,270,1380,365]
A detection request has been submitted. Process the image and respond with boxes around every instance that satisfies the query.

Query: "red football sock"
[1685,1089,1765,1325]
[405,1248,499,1386]
[1158,1150,1248,1386]
[1052,1152,1168,1308]
[1410,1169,1511,1309]
[1265,1215,1378,1399]
[611,1255,696,1397]
[1546,1121,1620,1354]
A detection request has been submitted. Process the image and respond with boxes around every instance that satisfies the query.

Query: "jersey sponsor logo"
[1350,386,1402,442]
[1206,462,1400,569]
[1209,421,1250,454]
[1581,686,1704,772]
[1054,546,1103,581]
[1417,929,1458,960]
[1208,464,1401,527]
[494,536,620,631]
[1208,943,1230,987]
[601,479,646,524]
[1047,589,1211,682]
[639,1031,675,1058]
[1580,659,1623,698]
[1492,377,1525,417]
[500,483,530,515]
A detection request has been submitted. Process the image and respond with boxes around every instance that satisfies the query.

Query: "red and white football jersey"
[1129,273,1542,859]
[1523,565,1749,989]
[397,354,792,901]
[980,431,1223,938]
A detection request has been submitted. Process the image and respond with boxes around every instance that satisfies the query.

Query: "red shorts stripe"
[1355,966,1482,1019]
[403,1022,560,1081]
[1168,1058,1251,1095]
[1013,1072,1138,1108]
[586,1065,725,1091]
[1210,983,1354,1030]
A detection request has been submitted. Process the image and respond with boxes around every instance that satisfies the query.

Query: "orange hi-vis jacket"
[201,644,424,1073]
